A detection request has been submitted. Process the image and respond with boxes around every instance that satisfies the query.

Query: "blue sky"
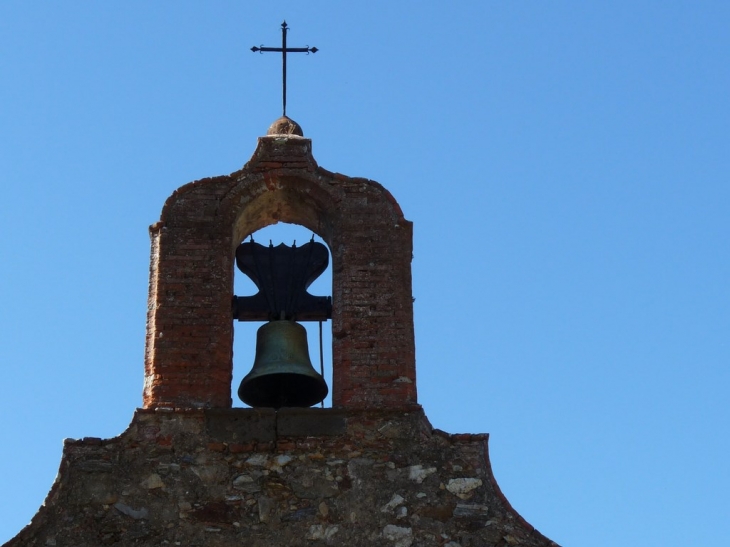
[1,2,728,545]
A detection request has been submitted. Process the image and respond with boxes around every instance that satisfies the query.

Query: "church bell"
[238,320,328,409]
[233,237,333,409]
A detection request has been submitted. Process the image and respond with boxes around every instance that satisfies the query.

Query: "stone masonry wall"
[144,134,416,410]
[6,408,558,547]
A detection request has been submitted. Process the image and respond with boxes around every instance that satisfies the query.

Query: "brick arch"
[227,175,339,248]
[143,135,416,409]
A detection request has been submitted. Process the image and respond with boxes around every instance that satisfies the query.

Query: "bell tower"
[144,115,416,411]
[5,117,559,547]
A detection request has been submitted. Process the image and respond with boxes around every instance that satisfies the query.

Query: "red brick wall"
[143,135,416,409]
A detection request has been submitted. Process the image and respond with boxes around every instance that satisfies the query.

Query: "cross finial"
[252,21,318,116]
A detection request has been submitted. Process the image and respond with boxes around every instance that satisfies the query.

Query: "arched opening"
[232,222,333,408]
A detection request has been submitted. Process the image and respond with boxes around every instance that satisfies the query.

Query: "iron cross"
[252,21,318,117]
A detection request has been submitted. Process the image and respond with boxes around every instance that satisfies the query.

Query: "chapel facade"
[5,118,558,547]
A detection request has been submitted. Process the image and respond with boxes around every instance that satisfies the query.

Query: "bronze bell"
[238,320,328,409]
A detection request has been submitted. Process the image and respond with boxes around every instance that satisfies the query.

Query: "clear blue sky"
[1,2,728,545]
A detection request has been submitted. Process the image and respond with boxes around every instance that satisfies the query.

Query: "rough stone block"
[205,408,276,442]
[276,408,347,437]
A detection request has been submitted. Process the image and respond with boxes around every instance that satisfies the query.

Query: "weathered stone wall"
[144,132,416,410]
[6,408,557,547]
